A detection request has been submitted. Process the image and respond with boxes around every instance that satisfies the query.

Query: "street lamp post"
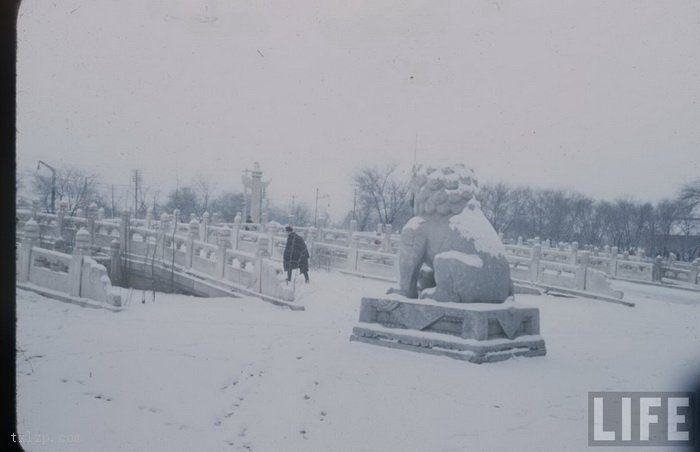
[314,189,330,228]
[37,160,56,213]
[314,188,319,227]
[241,168,251,221]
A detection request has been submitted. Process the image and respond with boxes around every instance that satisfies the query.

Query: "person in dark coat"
[283,225,310,283]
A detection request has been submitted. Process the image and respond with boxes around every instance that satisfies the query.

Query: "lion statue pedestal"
[350,163,546,363]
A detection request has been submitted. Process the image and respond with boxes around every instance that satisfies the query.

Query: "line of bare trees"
[20,165,313,226]
[20,163,700,259]
[344,164,413,232]
[478,181,700,259]
[345,164,699,260]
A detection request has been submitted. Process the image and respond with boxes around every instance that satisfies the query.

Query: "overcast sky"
[16,0,700,219]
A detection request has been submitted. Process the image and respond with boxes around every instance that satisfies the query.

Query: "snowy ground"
[16,271,700,452]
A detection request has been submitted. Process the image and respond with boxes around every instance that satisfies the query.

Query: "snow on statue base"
[350,297,546,364]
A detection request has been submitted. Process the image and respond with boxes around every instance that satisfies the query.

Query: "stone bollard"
[530,244,541,282]
[31,199,40,219]
[76,208,84,218]
[18,219,40,282]
[261,210,269,226]
[348,232,360,272]
[534,236,541,245]
[623,251,630,261]
[69,228,91,297]
[609,246,619,277]
[57,199,68,240]
[255,236,271,293]
[349,219,358,232]
[74,228,90,255]
[87,202,98,247]
[232,216,241,250]
[173,209,181,233]
[216,227,231,279]
[97,207,105,221]
[689,259,700,286]
[234,211,242,224]
[266,222,275,257]
[201,212,209,242]
[570,241,579,265]
[668,252,677,267]
[189,217,200,241]
[159,213,171,260]
[119,210,131,254]
[186,218,199,268]
[653,255,663,282]
[576,251,590,290]
[517,236,523,246]
[109,238,122,285]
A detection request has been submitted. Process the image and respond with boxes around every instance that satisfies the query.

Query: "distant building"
[655,218,700,260]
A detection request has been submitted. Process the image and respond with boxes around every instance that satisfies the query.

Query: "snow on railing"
[17,205,698,302]
[17,220,122,308]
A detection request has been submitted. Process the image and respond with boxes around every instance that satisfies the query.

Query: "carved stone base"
[350,297,546,363]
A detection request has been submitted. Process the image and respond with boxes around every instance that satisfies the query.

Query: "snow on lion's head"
[410,163,481,216]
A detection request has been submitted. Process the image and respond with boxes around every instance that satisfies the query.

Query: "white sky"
[16,0,700,219]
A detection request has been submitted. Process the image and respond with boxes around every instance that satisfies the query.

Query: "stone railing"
[25,204,697,299]
[504,244,623,298]
[503,237,699,287]
[17,206,294,304]
[120,215,294,302]
[17,220,122,308]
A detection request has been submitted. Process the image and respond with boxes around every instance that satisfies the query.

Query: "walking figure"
[283,225,310,283]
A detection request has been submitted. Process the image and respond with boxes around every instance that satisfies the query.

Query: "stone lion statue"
[390,163,513,303]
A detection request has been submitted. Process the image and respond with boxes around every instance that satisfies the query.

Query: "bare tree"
[32,165,103,215]
[679,178,700,215]
[654,199,685,254]
[209,192,244,222]
[352,164,411,230]
[164,186,200,220]
[193,174,218,215]
[480,182,511,233]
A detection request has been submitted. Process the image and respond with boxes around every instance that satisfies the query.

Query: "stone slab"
[17,282,125,312]
[350,297,546,363]
[351,326,546,364]
[357,297,542,341]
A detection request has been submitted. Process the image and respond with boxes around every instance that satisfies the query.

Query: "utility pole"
[353,189,357,221]
[314,188,319,227]
[82,178,88,215]
[314,189,330,227]
[241,168,251,221]
[153,190,159,214]
[132,169,142,219]
[37,160,56,213]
